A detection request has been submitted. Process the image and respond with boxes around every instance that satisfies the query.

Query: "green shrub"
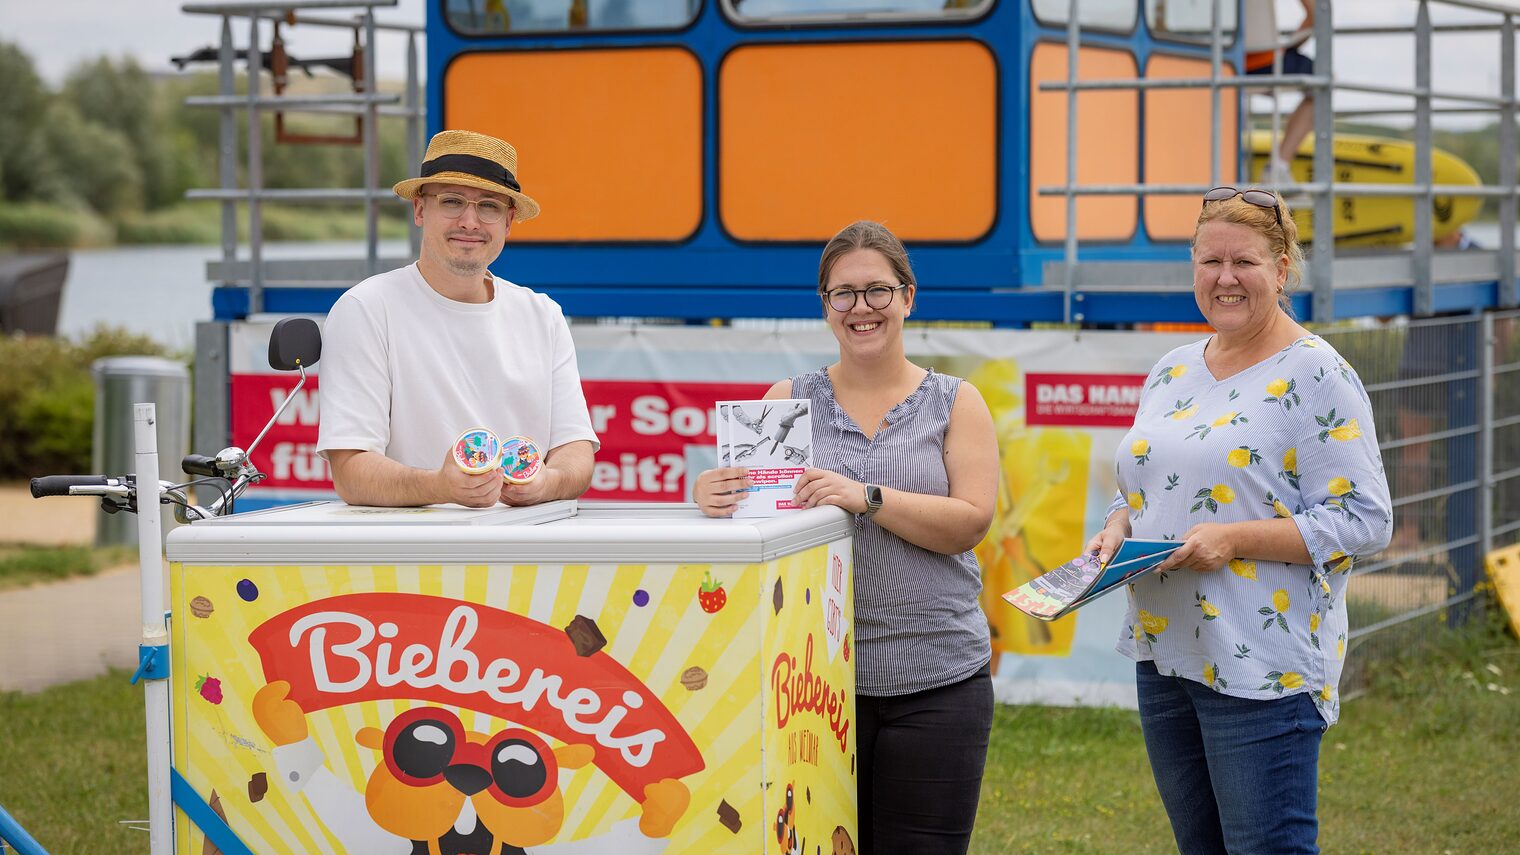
[115,202,222,245]
[0,327,175,479]
[0,201,112,249]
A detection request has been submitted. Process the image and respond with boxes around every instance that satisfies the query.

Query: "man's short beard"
[443,255,488,278]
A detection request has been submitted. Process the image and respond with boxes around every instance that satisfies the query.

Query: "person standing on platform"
[317,130,598,508]
[1088,187,1391,854]
[1247,0,1320,186]
[692,221,1000,855]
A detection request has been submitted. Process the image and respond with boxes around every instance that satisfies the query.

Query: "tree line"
[0,40,413,246]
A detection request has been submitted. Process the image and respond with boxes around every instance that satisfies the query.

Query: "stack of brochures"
[1001,538,1181,621]
[715,398,812,518]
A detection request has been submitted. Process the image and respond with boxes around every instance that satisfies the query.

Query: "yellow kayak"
[1248,130,1483,247]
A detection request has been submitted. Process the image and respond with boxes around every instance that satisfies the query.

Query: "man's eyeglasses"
[820,284,907,313]
[1202,186,1284,232]
[422,192,512,224]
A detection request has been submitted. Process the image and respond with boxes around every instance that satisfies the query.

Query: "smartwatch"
[862,484,884,518]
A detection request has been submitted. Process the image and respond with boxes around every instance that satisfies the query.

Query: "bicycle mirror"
[268,318,322,371]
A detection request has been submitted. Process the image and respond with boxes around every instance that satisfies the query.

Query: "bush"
[0,327,175,479]
[115,202,223,245]
[0,201,112,249]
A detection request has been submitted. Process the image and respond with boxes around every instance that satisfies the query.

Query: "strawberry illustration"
[698,571,727,614]
[195,674,223,705]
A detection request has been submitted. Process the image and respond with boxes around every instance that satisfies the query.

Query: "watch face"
[866,485,883,507]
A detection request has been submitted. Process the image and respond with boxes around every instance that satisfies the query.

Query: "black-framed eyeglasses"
[819,284,907,313]
[421,192,512,224]
[1202,186,1284,232]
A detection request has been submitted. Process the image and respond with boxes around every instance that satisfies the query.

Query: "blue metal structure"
[202,0,1518,325]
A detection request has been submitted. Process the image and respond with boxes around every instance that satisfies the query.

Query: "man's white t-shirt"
[316,263,599,470]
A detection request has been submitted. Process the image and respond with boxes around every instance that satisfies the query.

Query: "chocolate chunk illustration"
[248,771,268,803]
[717,798,742,834]
[564,614,606,657]
[773,578,784,614]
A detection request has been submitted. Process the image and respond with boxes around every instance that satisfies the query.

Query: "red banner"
[231,374,329,490]
[247,593,704,798]
[580,379,770,500]
[1024,373,1149,427]
[228,376,769,499]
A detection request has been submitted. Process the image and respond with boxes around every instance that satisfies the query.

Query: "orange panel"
[1028,43,1139,242]
[720,42,996,243]
[1145,55,1239,241]
[444,49,701,241]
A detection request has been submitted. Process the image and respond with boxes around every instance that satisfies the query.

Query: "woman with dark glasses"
[1087,188,1391,854]
[694,221,1000,854]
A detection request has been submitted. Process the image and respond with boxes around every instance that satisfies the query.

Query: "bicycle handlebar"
[181,454,222,478]
[30,475,116,498]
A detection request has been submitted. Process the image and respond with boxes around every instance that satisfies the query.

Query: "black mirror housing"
[268,317,322,371]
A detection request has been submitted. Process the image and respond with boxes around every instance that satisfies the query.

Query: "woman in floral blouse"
[1087,188,1391,854]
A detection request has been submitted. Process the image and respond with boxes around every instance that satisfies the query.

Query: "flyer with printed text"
[716,399,811,518]
[1002,538,1181,621]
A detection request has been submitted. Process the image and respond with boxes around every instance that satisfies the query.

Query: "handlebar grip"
[30,475,111,498]
[182,454,221,478]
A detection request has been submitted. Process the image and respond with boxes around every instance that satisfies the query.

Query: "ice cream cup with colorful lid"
[499,435,543,484]
[452,428,502,475]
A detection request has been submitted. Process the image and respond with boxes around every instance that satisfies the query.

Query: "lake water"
[56,240,410,350]
[56,224,1520,347]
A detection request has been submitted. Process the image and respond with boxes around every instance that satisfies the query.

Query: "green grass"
[0,612,1515,853]
[0,670,147,851]
[974,607,1520,854]
[0,545,134,591]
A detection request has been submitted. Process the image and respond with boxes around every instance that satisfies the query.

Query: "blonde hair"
[1193,191,1304,312]
[818,221,917,293]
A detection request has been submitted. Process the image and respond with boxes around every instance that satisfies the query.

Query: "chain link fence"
[1317,308,1520,692]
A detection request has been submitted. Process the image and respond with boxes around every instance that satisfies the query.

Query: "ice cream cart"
[164,501,857,855]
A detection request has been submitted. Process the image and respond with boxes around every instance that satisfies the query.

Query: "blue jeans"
[1136,660,1326,855]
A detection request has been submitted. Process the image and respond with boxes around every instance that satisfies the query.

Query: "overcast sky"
[1,0,1514,128]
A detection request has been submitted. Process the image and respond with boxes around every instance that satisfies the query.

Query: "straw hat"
[392,129,541,221]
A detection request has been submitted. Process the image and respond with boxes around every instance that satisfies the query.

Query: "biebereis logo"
[1025,373,1150,427]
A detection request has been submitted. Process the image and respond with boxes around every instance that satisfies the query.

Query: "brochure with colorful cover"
[715,398,812,518]
[1001,538,1181,621]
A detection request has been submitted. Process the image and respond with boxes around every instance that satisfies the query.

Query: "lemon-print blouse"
[1112,335,1391,725]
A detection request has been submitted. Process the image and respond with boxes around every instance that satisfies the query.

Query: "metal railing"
[1043,0,1520,323]
[181,0,426,314]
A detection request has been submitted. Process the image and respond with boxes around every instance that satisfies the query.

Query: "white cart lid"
[166,501,851,564]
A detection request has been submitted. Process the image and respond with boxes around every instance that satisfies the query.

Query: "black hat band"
[420,153,521,193]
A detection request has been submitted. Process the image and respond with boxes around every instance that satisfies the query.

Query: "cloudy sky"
[1,0,1514,128]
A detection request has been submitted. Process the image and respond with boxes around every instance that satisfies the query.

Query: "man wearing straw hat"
[317,129,599,508]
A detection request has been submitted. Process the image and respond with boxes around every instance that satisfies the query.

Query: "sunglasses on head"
[1202,186,1284,232]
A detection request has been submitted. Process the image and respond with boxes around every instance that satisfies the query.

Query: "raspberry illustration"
[195,673,223,705]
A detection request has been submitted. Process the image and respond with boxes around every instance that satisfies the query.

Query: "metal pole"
[247,13,264,315]
[1310,0,1335,322]
[1480,311,1495,559]
[405,29,422,259]
[1063,0,1081,325]
[1413,0,1434,317]
[134,404,171,855]
[1209,0,1222,186]
[1499,13,1517,308]
[364,6,380,276]
[217,17,237,279]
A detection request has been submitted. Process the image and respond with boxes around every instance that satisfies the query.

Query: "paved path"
[0,483,154,693]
